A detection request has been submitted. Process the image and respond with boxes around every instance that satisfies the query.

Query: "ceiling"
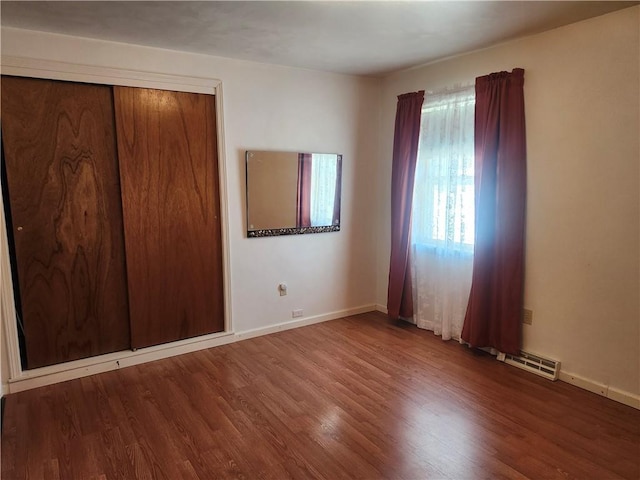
[1,1,637,77]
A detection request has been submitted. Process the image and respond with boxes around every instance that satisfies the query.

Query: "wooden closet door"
[1,76,131,368]
[113,87,224,349]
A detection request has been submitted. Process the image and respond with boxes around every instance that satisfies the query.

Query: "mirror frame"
[245,150,342,238]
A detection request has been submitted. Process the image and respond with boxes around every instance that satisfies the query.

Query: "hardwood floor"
[2,312,639,479]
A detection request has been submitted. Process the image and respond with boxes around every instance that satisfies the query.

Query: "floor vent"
[501,351,560,381]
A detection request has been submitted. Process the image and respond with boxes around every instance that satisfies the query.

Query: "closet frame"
[0,55,233,393]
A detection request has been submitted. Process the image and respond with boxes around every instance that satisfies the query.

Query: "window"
[410,85,476,341]
[310,153,338,226]
[411,86,475,253]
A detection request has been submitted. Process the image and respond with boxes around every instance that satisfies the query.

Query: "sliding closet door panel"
[1,76,131,368]
[114,87,224,349]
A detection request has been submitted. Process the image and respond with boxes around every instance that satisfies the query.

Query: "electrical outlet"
[292,309,303,318]
[522,308,533,325]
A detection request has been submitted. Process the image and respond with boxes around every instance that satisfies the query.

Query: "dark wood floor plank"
[2,312,639,479]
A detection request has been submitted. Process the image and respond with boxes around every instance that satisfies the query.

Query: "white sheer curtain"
[310,153,338,226]
[410,85,475,340]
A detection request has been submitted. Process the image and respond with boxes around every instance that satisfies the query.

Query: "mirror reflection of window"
[310,154,338,227]
[246,150,341,236]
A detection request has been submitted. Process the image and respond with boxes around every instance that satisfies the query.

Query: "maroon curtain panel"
[461,68,527,355]
[387,91,424,319]
[296,153,312,227]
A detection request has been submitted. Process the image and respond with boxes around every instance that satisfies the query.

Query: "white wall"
[0,27,380,377]
[376,7,640,401]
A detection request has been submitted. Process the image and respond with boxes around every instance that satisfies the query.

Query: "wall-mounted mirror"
[246,150,342,237]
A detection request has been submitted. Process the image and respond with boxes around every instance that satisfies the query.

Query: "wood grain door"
[113,87,224,349]
[1,76,131,368]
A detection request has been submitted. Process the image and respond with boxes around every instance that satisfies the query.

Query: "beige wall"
[376,6,640,399]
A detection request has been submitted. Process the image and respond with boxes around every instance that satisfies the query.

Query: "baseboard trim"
[559,371,640,410]
[7,331,237,393]
[6,304,377,394]
[235,304,377,341]
[607,386,640,409]
[375,304,388,314]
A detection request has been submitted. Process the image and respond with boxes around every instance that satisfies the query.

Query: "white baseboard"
[235,304,377,340]
[7,331,237,393]
[607,386,640,409]
[375,304,388,314]
[6,304,377,394]
[374,304,417,325]
[559,371,640,410]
